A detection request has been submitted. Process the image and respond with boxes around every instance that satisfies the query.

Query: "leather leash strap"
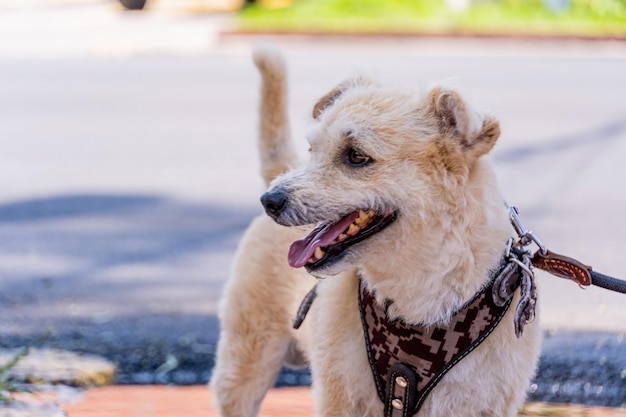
[531,249,626,294]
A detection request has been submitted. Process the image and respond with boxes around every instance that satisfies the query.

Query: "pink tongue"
[288,211,360,268]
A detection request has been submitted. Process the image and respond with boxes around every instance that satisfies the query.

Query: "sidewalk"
[3,348,626,416]
[61,386,626,417]
[64,386,310,417]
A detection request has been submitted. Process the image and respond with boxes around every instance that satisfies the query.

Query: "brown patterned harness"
[356,254,534,417]
[358,275,510,415]
[293,250,536,417]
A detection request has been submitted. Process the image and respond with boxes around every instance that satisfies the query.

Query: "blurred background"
[0,0,626,408]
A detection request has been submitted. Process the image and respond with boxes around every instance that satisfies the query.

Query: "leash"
[589,270,626,293]
[507,203,626,295]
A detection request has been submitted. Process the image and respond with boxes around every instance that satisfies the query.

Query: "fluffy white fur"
[210,44,541,417]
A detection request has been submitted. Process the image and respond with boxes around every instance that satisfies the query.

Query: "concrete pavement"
[1,0,626,408]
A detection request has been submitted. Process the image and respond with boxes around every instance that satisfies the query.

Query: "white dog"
[210,45,541,417]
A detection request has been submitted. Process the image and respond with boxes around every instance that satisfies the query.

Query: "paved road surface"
[0,0,625,406]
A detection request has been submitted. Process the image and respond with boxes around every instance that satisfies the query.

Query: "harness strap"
[384,363,418,417]
[292,285,317,329]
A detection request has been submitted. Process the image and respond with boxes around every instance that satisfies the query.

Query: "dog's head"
[261,77,501,275]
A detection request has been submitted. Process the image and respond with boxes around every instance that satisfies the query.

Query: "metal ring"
[509,257,533,277]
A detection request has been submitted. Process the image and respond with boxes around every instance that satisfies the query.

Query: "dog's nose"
[260,189,287,218]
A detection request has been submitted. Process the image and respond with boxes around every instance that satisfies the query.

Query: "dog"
[210,44,541,417]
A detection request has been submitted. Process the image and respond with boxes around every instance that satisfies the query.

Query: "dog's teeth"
[355,213,368,226]
[314,247,325,259]
[337,233,347,242]
[356,210,376,226]
[347,223,360,236]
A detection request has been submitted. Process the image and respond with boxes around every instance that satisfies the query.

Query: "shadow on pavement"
[0,194,164,223]
[1,194,625,405]
[0,193,260,385]
[495,117,626,163]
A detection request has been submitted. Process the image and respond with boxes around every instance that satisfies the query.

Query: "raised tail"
[252,43,297,187]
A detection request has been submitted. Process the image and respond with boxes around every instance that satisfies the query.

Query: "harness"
[359,253,536,417]
[358,264,519,417]
[293,248,536,416]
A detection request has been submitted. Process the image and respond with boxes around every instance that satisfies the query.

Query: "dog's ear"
[312,76,373,119]
[426,87,500,162]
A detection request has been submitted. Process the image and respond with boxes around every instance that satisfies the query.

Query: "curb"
[0,348,115,388]
[219,29,626,43]
[0,348,115,417]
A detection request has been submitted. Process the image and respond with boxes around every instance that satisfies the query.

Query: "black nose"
[260,189,288,218]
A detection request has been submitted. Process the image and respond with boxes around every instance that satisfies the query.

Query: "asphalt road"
[1,0,626,407]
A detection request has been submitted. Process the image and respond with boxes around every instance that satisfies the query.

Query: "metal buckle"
[505,202,547,255]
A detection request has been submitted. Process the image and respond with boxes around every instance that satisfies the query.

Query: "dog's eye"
[345,147,372,167]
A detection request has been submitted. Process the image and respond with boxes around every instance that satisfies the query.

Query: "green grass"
[0,348,31,404]
[237,0,626,38]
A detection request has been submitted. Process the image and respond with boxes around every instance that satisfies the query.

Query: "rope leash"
[590,270,626,294]
[507,203,626,295]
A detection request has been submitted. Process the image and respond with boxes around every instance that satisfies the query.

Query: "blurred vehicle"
[118,0,255,10]
[119,0,146,9]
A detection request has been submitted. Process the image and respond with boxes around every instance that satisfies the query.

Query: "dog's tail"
[252,43,297,187]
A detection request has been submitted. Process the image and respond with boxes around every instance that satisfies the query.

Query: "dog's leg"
[210,271,293,417]
[210,218,306,417]
[211,325,291,417]
[309,276,381,417]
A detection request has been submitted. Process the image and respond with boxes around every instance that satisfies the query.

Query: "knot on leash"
[493,242,537,338]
